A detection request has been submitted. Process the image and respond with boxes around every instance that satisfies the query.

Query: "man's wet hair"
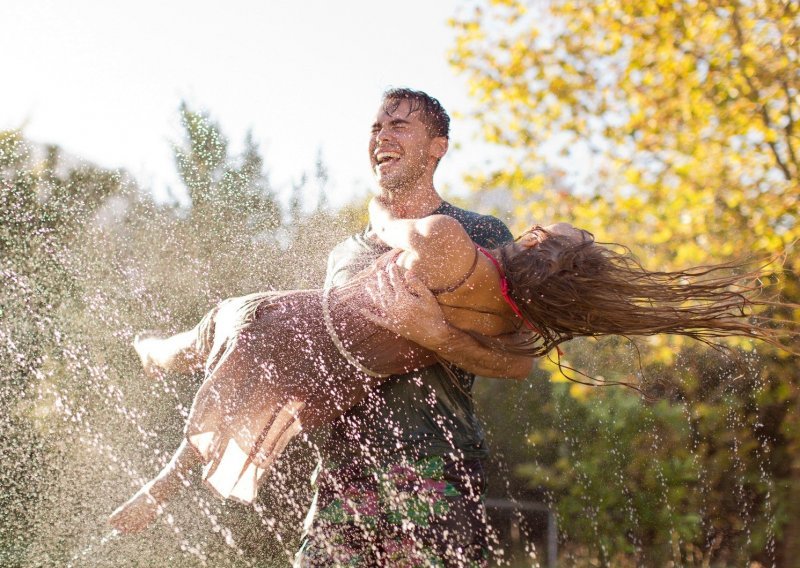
[381,88,450,139]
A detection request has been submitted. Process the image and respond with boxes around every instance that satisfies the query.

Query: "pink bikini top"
[428,244,541,336]
[475,245,542,335]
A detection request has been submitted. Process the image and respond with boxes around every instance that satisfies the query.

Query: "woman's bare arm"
[368,197,477,291]
[426,326,535,381]
[363,261,534,381]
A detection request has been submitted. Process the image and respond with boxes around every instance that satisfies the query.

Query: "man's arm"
[362,261,534,381]
[424,326,534,381]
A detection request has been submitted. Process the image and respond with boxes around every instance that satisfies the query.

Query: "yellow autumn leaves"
[450,0,799,369]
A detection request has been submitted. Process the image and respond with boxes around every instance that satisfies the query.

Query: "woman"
[109,197,792,534]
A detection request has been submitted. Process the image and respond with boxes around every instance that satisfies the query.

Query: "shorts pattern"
[295,456,489,567]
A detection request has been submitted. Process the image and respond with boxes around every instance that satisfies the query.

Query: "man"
[296,88,518,567]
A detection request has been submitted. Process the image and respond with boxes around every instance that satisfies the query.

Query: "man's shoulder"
[436,202,513,248]
[328,232,385,261]
[329,233,364,257]
[326,232,386,287]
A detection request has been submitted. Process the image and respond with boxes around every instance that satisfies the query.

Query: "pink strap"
[476,246,541,334]
[475,246,565,357]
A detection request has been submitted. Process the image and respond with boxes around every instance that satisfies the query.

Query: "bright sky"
[2,0,488,209]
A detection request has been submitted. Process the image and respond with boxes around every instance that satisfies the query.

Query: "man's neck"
[381,186,443,219]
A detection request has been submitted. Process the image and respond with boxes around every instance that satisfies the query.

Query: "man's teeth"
[377,152,401,163]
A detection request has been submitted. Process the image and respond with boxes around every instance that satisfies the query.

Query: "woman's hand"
[109,485,163,535]
[362,258,450,348]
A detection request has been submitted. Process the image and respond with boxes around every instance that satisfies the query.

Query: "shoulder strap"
[476,246,544,336]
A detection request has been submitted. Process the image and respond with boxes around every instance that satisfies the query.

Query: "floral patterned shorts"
[295,456,490,567]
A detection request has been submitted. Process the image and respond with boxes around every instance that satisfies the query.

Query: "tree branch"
[730,4,794,181]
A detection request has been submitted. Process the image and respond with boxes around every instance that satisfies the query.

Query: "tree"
[0,107,365,565]
[174,103,280,240]
[451,1,799,564]
[0,130,125,565]
[450,0,798,254]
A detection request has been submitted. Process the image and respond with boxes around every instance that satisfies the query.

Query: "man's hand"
[361,255,449,348]
[361,255,534,380]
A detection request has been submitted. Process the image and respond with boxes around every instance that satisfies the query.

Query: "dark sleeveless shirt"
[320,202,513,466]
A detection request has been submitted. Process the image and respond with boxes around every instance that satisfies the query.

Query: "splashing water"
[66,530,120,568]
[0,128,344,566]
[2,126,794,567]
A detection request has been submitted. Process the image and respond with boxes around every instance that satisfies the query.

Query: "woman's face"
[514,223,589,252]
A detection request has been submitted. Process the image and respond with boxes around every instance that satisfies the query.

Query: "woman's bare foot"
[133,331,166,379]
[133,329,202,377]
[109,486,163,534]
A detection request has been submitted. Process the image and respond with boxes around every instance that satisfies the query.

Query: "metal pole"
[547,509,558,568]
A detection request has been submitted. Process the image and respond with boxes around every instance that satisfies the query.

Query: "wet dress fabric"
[184,251,439,504]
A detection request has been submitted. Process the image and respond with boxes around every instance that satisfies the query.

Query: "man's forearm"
[425,325,534,381]
[361,260,534,380]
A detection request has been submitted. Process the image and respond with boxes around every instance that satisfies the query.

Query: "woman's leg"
[109,439,201,534]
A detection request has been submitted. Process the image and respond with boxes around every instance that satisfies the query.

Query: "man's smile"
[375,150,402,173]
[375,151,401,163]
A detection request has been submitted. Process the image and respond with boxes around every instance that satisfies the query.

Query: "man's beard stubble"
[376,163,429,197]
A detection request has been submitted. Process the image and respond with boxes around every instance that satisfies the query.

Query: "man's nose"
[375,127,392,142]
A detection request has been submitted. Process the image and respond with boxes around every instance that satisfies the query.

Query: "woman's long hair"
[494,228,797,360]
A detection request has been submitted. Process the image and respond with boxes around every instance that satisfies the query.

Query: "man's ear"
[430,137,448,160]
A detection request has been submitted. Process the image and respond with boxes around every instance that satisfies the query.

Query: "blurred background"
[1,1,798,566]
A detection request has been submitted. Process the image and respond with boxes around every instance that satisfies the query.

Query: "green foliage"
[0,104,364,566]
[479,346,783,565]
[175,103,280,231]
[0,129,126,566]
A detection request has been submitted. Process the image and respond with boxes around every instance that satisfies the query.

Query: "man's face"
[368,99,445,192]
